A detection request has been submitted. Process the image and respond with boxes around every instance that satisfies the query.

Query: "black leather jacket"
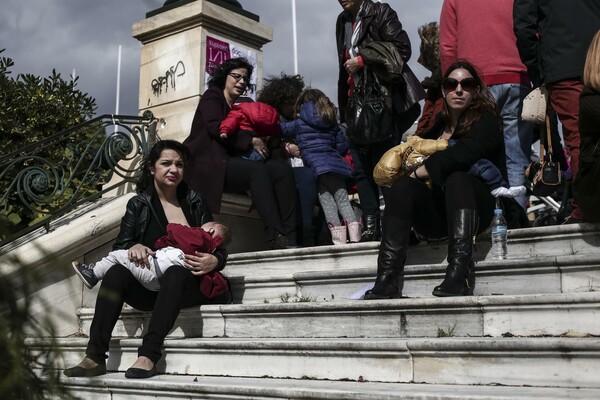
[113,189,228,270]
[336,0,412,121]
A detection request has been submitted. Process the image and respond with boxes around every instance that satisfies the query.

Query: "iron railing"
[0,111,156,246]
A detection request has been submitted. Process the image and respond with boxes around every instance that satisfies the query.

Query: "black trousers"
[85,264,230,364]
[224,157,297,242]
[384,171,496,239]
[349,139,392,218]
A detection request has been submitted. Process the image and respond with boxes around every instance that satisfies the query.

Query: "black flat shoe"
[125,366,157,379]
[63,362,106,377]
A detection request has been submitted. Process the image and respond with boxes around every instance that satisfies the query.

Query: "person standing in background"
[513,0,600,222]
[414,22,445,137]
[336,0,423,241]
[440,0,533,211]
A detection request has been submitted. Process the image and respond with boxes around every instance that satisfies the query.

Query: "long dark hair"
[442,60,499,136]
[207,57,255,94]
[136,140,190,194]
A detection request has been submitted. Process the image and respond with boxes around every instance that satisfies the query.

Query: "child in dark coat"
[280,89,360,244]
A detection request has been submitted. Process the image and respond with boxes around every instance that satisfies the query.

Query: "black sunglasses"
[443,77,479,93]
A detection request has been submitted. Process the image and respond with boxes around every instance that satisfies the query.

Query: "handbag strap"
[545,114,553,158]
[538,114,554,162]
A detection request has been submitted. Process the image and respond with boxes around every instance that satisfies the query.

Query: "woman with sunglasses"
[364,60,504,299]
[183,58,297,249]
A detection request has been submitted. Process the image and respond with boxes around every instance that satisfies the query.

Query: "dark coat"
[513,0,600,86]
[422,111,506,187]
[335,0,412,122]
[573,87,600,222]
[280,102,352,178]
[113,189,227,271]
[183,86,254,214]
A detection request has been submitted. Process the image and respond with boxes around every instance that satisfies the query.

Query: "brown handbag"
[524,115,562,196]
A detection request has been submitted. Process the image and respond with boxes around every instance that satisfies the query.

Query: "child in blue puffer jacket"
[280,89,360,245]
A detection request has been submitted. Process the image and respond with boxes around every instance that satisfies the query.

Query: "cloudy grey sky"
[1,0,443,117]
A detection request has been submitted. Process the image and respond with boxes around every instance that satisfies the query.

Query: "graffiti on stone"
[151,60,186,96]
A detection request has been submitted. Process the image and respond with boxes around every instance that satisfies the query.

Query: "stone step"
[231,253,600,304]
[224,223,600,281]
[61,375,600,400]
[78,292,600,339]
[50,337,600,388]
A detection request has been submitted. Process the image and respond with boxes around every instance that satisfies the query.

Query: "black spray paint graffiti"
[151,61,186,96]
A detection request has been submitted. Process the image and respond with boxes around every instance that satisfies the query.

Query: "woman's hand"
[411,165,429,181]
[285,143,301,158]
[184,252,218,276]
[252,137,269,159]
[344,57,362,75]
[127,244,156,269]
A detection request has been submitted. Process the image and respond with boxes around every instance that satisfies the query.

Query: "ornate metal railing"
[0,111,156,246]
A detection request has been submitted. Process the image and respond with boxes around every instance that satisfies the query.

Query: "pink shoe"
[347,221,361,243]
[329,223,347,245]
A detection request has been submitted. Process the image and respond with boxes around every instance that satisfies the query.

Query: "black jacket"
[513,0,600,86]
[422,112,506,187]
[573,87,600,222]
[184,86,254,214]
[113,189,228,270]
[335,0,412,121]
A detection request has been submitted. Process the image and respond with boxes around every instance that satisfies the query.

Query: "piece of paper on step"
[347,283,373,300]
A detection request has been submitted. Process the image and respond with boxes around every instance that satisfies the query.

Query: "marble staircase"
[39,223,600,399]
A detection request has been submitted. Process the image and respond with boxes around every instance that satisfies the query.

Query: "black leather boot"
[361,214,381,242]
[433,209,479,297]
[363,216,411,299]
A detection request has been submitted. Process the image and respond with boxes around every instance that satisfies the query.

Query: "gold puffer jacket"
[373,135,448,187]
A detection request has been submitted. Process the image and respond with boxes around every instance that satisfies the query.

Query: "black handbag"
[345,67,393,145]
[525,115,562,196]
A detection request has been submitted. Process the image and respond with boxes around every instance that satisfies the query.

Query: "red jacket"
[154,223,222,255]
[154,223,227,299]
[219,102,281,139]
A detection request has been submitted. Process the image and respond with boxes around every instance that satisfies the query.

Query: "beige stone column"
[123,1,274,252]
[132,0,273,142]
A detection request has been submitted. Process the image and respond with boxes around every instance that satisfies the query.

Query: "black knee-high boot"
[363,216,411,299]
[433,209,478,297]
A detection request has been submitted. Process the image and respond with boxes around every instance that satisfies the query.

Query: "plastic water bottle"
[491,208,508,260]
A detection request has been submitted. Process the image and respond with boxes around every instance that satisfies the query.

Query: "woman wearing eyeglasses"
[363,60,504,299]
[183,58,297,249]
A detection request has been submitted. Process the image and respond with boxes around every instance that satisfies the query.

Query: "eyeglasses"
[443,77,479,93]
[228,73,249,83]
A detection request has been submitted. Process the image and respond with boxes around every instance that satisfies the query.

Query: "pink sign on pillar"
[206,36,231,75]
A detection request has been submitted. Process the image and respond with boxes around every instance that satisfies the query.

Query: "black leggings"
[86,264,229,364]
[385,171,496,238]
[224,157,297,241]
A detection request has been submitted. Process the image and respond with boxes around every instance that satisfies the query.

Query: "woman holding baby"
[64,140,231,379]
[183,57,297,250]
